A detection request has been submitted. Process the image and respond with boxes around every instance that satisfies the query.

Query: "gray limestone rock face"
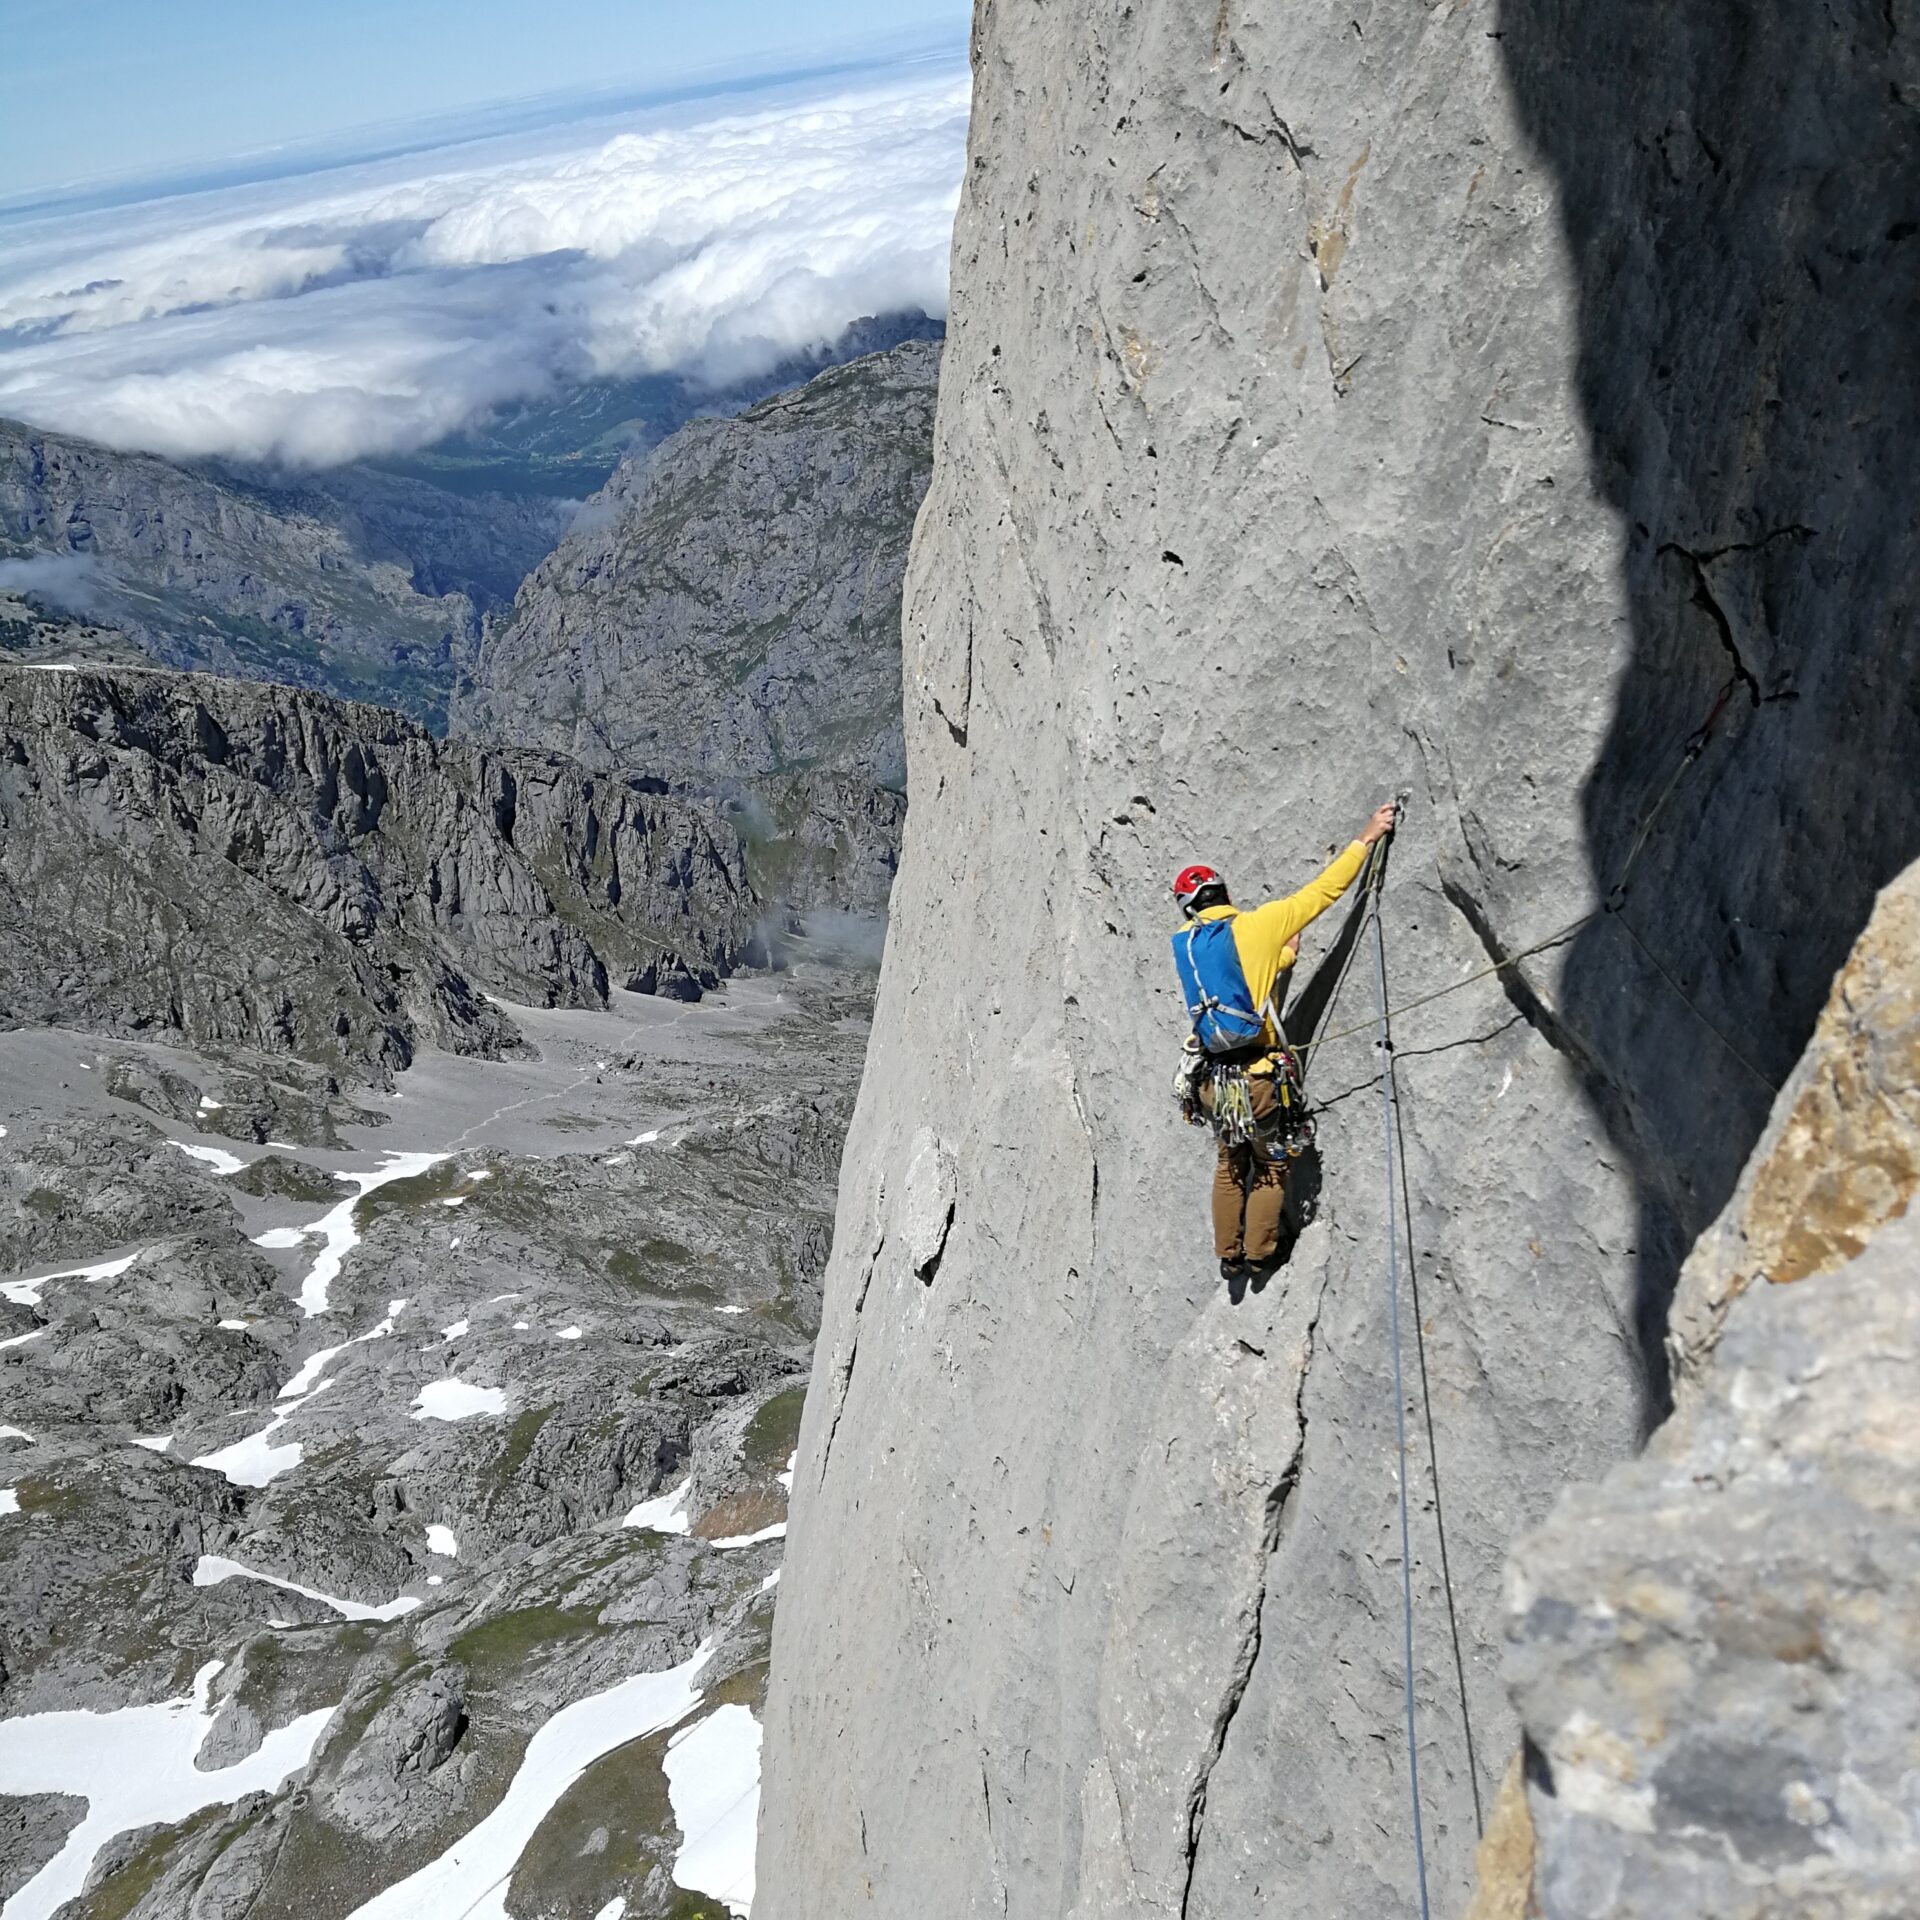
[453,341,940,787]
[758,5,1920,1918]
[1463,852,1920,1917]
[0,1794,82,1905]
[0,663,759,1076]
[1502,1213,1919,1919]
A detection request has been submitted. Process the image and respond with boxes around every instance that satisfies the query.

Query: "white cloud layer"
[0,62,967,468]
[0,553,111,616]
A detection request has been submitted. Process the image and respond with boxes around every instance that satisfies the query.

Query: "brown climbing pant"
[1200,1075,1286,1262]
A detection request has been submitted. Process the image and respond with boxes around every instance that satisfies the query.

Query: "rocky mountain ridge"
[1,315,944,733]
[0,422,556,725]
[453,340,939,787]
[756,4,1920,1917]
[0,663,760,1079]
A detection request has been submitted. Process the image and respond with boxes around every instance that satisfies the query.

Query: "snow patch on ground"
[426,1524,458,1558]
[411,1379,506,1421]
[169,1141,248,1177]
[0,1659,335,1920]
[281,1299,406,1399]
[623,1479,691,1535]
[191,1381,331,1487]
[710,1522,786,1551]
[339,1644,713,1920]
[440,1317,469,1342]
[0,1426,32,1444]
[267,1152,450,1316]
[132,1434,172,1453]
[2,1249,140,1309]
[556,1324,582,1340]
[193,1553,422,1624]
[0,1490,18,1517]
[664,1704,762,1917]
[0,1328,47,1353]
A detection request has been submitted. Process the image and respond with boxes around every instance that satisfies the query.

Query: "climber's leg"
[1242,1079,1289,1265]
[1242,1149,1289,1263]
[1211,1138,1249,1261]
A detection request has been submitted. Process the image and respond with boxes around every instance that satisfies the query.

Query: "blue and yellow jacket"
[1188,839,1370,1053]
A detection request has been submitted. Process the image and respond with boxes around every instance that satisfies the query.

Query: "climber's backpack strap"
[1171,916,1267,1055]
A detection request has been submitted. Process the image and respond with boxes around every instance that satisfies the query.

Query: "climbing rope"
[1366,840,1432,1920]
[1293,837,1386,1087]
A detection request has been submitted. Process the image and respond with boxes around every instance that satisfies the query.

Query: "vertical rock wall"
[759,3,1919,1917]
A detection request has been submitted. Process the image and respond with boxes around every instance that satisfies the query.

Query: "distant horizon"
[0,0,971,205]
[0,28,968,225]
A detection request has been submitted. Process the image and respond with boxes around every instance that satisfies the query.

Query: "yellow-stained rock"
[1667,860,1920,1387]
[1461,1755,1536,1920]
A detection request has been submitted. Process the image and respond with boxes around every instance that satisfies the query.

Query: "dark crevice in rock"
[1439,874,1599,1077]
[818,1236,885,1486]
[980,1756,1009,1914]
[914,1202,956,1286]
[1179,1271,1329,1919]
[1656,542,1762,707]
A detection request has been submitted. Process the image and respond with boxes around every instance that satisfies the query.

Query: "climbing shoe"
[1219,1257,1248,1284]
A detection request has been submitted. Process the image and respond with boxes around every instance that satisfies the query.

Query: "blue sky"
[0,51,971,467]
[0,0,969,201]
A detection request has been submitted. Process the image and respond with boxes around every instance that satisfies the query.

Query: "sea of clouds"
[0,59,968,469]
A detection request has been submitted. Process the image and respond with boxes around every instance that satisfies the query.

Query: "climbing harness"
[1174,1038,1316,1160]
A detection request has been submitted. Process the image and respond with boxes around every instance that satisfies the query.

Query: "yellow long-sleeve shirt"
[1190,839,1371,1050]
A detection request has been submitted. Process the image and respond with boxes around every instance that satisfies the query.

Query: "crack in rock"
[1179,1272,1329,1917]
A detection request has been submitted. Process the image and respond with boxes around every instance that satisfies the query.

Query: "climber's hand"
[1360,802,1398,847]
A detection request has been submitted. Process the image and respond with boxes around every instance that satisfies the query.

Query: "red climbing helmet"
[1172,863,1224,907]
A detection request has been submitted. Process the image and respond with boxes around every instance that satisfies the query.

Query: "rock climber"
[1171,802,1398,1284]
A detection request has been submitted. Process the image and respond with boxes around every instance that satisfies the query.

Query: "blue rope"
[1369,854,1432,1920]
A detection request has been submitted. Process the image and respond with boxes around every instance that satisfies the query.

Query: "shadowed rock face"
[0,665,758,1076]
[452,341,940,785]
[756,5,1920,1918]
[1504,0,1920,1397]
